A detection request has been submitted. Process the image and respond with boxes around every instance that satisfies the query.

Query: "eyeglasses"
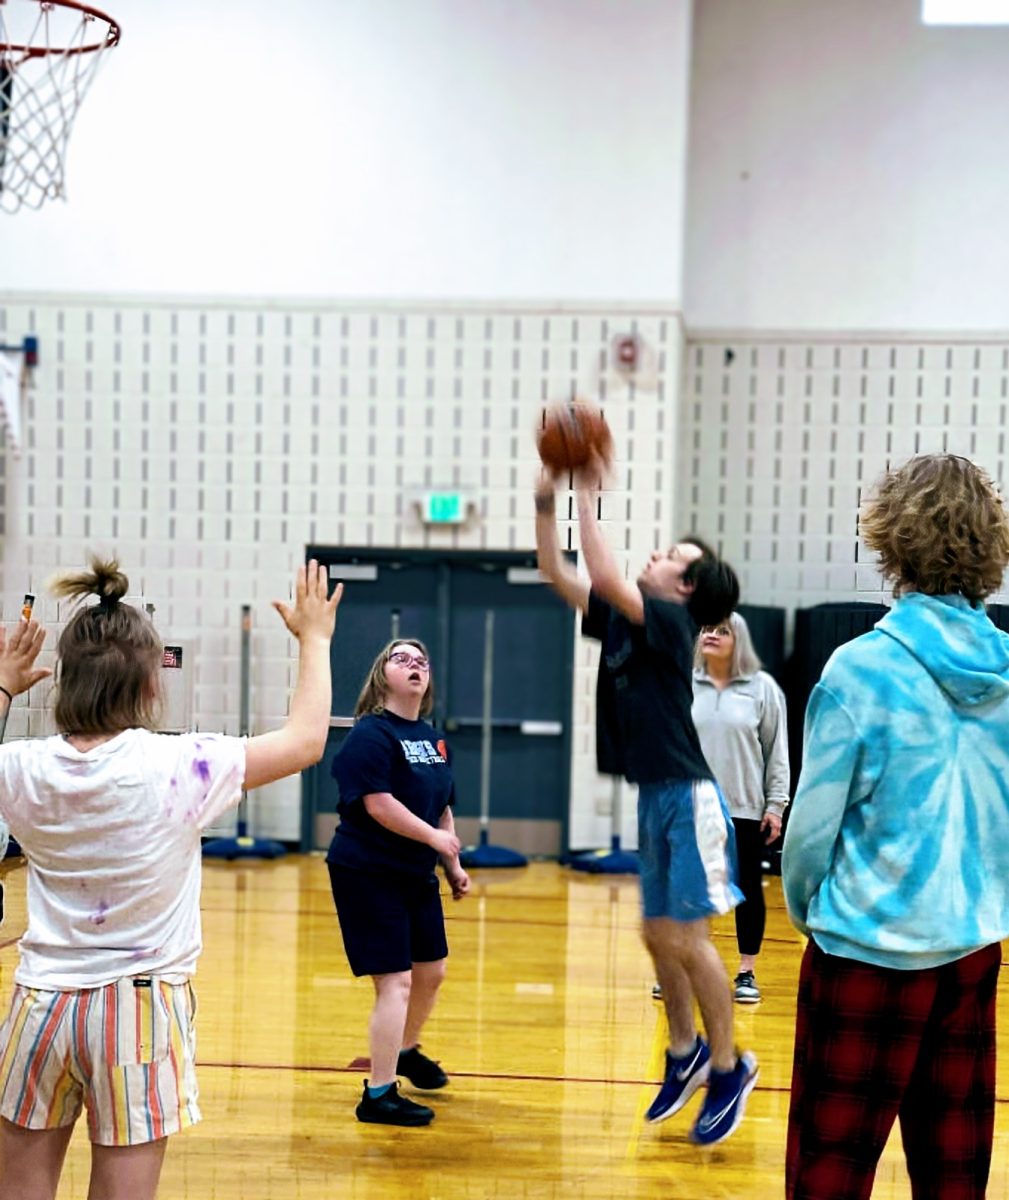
[388,651,430,670]
[700,625,732,637]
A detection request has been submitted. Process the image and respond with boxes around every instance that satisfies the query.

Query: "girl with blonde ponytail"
[0,556,342,1200]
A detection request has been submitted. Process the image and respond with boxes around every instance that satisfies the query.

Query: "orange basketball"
[536,403,614,474]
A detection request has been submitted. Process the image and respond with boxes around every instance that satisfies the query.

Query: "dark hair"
[860,454,1009,600]
[679,535,740,627]
[49,558,163,734]
[354,638,434,719]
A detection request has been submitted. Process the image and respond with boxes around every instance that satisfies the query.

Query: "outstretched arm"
[574,480,644,625]
[534,472,589,613]
[244,561,343,791]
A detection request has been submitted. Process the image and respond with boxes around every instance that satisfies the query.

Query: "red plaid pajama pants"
[786,938,1001,1200]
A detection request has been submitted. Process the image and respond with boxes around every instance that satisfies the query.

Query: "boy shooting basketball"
[534,466,757,1146]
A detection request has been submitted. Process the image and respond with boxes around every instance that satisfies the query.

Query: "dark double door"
[300,548,575,856]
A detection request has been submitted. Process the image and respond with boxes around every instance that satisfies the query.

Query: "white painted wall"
[1,0,692,302]
[0,1,694,850]
[18,0,1009,848]
[0,293,681,849]
[684,0,1009,330]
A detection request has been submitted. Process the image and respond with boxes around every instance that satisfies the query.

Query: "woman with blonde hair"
[692,612,789,1004]
[327,639,470,1128]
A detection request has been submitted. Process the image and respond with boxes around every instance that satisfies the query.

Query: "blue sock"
[367,1082,394,1099]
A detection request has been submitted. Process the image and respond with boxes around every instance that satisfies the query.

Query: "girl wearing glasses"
[692,613,789,1004]
[327,640,470,1128]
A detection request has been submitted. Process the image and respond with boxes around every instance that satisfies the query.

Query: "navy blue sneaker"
[689,1051,758,1145]
[645,1036,711,1123]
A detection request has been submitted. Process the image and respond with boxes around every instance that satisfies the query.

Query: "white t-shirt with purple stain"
[0,728,245,990]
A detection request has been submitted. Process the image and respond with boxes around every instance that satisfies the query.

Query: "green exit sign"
[423,492,467,524]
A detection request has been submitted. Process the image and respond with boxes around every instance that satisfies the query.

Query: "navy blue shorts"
[638,778,743,922]
[328,865,449,977]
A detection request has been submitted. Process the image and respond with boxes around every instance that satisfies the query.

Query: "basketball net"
[0,0,120,213]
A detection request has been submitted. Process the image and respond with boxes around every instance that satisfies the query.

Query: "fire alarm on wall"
[613,333,641,371]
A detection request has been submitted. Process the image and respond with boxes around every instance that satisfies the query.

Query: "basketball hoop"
[0,0,120,213]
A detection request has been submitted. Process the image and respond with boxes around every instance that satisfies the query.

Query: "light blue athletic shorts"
[638,778,743,921]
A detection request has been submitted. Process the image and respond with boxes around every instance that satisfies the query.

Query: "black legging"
[732,817,766,958]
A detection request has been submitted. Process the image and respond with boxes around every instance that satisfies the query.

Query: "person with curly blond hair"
[782,453,1009,1200]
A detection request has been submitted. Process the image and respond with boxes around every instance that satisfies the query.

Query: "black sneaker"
[398,1045,448,1090]
[733,971,761,1004]
[356,1081,434,1126]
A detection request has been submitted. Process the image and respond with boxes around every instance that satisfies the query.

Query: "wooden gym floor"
[1,857,1008,1199]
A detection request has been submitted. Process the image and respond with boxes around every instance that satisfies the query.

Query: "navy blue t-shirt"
[581,590,713,785]
[326,711,455,876]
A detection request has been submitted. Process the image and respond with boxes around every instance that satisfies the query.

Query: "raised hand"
[573,448,611,494]
[272,560,343,643]
[0,618,51,698]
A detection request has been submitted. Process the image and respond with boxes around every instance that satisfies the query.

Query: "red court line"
[185,1059,1009,1105]
[194,1058,780,1091]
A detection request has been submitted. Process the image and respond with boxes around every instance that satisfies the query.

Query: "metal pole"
[239,605,251,737]
[390,608,401,642]
[435,562,451,730]
[611,776,622,851]
[236,605,252,835]
[457,604,525,871]
[479,609,494,834]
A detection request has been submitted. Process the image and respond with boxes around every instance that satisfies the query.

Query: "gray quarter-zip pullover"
[691,670,790,819]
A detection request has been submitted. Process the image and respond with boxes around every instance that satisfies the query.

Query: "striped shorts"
[637,778,743,921]
[0,976,200,1146]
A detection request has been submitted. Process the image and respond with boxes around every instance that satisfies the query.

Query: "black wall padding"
[786,601,889,784]
[736,604,787,686]
[986,604,1009,633]
[769,601,889,875]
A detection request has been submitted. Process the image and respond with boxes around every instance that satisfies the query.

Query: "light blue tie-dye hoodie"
[782,592,1009,970]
